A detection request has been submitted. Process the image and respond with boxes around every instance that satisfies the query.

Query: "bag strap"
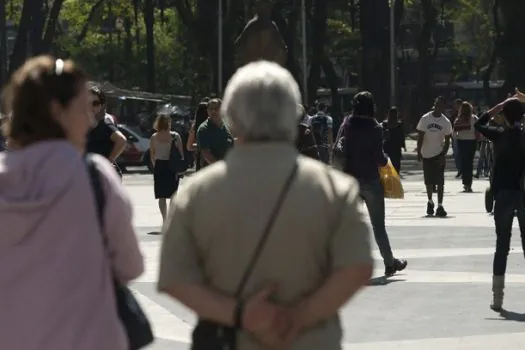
[234,162,298,298]
[85,154,107,236]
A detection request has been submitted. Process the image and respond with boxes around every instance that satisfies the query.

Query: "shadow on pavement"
[368,276,406,286]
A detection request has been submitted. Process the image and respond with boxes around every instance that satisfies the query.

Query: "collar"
[225,142,298,165]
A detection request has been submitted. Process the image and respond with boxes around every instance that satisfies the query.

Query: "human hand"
[243,284,290,339]
[514,88,525,103]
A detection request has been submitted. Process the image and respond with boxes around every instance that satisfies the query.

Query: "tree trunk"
[41,0,65,53]
[307,0,328,106]
[76,0,106,44]
[143,0,156,92]
[498,1,525,92]
[359,0,390,118]
[0,0,7,85]
[483,0,500,105]
[9,0,39,73]
[413,0,438,122]
[272,6,301,88]
[30,0,46,55]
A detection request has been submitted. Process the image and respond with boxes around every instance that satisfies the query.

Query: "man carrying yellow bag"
[379,159,404,199]
[341,91,407,277]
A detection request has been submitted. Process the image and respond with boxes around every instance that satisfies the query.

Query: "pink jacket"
[0,141,144,350]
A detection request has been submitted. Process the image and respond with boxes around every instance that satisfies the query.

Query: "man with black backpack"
[308,102,333,164]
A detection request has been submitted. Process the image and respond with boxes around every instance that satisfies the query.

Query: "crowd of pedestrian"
[1,54,525,350]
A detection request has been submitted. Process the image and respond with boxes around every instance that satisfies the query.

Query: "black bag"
[85,155,155,350]
[191,162,299,350]
[169,133,185,173]
[333,120,347,171]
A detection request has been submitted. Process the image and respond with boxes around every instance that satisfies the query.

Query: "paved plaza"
[123,171,525,349]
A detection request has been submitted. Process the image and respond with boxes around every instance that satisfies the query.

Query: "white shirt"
[455,115,478,140]
[416,111,453,158]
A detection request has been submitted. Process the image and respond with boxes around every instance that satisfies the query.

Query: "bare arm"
[201,150,217,164]
[417,131,425,158]
[176,134,184,160]
[149,134,156,167]
[186,125,196,151]
[109,130,127,163]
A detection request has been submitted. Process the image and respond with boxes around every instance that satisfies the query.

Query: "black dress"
[153,138,180,199]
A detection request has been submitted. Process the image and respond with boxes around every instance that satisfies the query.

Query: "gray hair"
[221,61,301,142]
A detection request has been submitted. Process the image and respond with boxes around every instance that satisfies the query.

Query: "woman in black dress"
[149,115,184,223]
[382,107,406,173]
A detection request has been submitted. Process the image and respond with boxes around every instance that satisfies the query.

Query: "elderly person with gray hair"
[157,61,373,350]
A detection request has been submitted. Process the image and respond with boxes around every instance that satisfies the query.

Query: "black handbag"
[85,155,155,349]
[169,133,186,173]
[191,162,299,350]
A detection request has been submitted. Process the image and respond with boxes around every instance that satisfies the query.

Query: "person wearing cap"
[342,91,407,277]
[475,96,525,312]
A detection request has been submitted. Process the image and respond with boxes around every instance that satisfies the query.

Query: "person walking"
[308,102,333,164]
[454,101,478,192]
[158,61,373,350]
[150,115,184,223]
[450,99,463,178]
[417,96,453,217]
[186,101,209,171]
[381,107,406,174]
[86,86,127,177]
[196,98,235,166]
[342,91,407,277]
[296,105,319,159]
[0,56,143,350]
[474,96,525,311]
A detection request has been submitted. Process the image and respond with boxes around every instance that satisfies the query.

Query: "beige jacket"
[158,143,372,350]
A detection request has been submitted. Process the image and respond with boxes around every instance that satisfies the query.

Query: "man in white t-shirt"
[417,96,453,217]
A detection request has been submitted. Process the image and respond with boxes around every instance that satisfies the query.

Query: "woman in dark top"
[296,105,319,159]
[474,97,525,312]
[381,107,406,173]
[186,101,209,171]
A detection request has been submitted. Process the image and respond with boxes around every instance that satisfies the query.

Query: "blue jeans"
[359,179,395,266]
[493,190,525,276]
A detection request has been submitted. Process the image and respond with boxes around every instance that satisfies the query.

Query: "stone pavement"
[122,173,525,350]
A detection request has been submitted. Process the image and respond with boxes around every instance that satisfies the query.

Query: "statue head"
[254,0,273,18]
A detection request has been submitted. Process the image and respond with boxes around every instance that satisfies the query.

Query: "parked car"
[116,124,152,172]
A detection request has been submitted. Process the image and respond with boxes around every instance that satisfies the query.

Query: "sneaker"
[385,259,408,277]
[426,201,435,216]
[455,172,462,178]
[435,205,447,217]
[474,173,480,179]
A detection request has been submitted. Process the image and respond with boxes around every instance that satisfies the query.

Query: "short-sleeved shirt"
[158,144,372,350]
[86,118,118,159]
[454,115,478,140]
[196,119,234,162]
[416,112,453,158]
[307,112,333,147]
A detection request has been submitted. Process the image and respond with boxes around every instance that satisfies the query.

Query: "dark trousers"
[493,190,525,276]
[385,147,402,174]
[359,179,395,266]
[317,146,330,164]
[457,139,476,187]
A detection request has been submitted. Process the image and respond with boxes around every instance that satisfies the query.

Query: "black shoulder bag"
[191,162,299,350]
[85,155,154,349]
[169,133,186,173]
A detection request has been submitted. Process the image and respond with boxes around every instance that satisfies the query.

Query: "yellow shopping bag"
[379,159,404,199]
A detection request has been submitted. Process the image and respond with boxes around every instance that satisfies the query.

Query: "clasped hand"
[242,284,306,348]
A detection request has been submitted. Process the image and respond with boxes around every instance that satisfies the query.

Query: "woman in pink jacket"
[0,56,144,350]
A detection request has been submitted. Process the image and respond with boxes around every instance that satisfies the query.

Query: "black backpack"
[310,115,328,146]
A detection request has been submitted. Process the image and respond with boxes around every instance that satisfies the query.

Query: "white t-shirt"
[416,112,453,158]
[455,115,478,140]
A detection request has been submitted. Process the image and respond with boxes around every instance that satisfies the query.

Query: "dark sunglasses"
[92,100,102,107]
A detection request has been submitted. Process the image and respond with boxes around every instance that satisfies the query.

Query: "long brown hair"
[1,55,87,147]
[458,101,473,120]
